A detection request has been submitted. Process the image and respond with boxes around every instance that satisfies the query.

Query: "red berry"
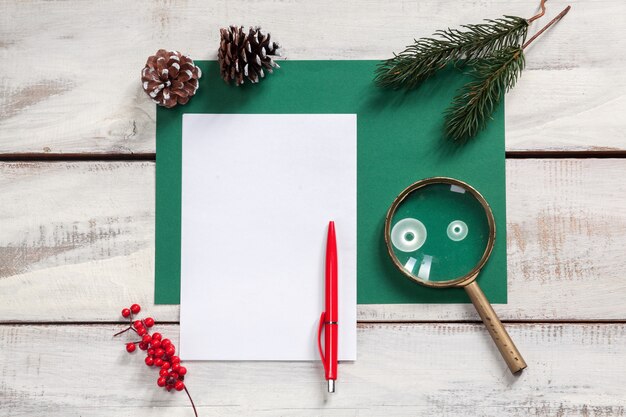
[154,348,165,358]
[172,363,181,373]
[148,348,155,356]
[170,356,180,364]
[169,372,179,380]
[145,356,154,366]
[142,335,152,344]
[130,304,141,314]
[159,368,169,377]
[175,381,185,391]
[157,377,166,387]
[165,346,175,356]
[151,339,161,349]
[178,366,187,376]
[121,308,131,318]
[161,362,171,370]
[166,385,173,391]
[152,332,162,341]
[133,320,143,329]
[154,358,164,367]
[161,339,171,349]
[126,343,136,353]
[138,342,148,351]
[137,327,147,337]
[144,317,155,327]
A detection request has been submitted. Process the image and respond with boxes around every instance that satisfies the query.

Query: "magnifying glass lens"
[389,182,491,283]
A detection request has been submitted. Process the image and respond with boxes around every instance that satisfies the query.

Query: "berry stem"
[113,312,139,337]
[113,326,134,337]
[184,386,198,417]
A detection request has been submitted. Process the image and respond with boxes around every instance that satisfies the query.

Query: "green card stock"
[155,60,506,305]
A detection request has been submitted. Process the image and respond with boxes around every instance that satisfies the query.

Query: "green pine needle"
[444,46,526,142]
[375,16,528,89]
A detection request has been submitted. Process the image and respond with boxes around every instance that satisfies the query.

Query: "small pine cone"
[141,49,202,108]
[218,26,280,86]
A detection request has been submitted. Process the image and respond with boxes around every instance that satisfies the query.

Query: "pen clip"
[317,312,328,374]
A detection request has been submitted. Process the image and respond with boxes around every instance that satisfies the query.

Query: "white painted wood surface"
[0,159,624,323]
[2,323,625,416]
[1,0,625,415]
[0,0,625,154]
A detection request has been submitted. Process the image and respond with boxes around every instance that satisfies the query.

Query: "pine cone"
[218,26,280,86]
[141,49,202,108]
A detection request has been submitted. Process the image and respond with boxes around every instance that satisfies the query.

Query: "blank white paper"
[179,114,357,361]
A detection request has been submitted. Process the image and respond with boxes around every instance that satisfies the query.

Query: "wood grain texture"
[0,0,624,154]
[0,159,624,323]
[1,323,625,416]
[1,1,622,414]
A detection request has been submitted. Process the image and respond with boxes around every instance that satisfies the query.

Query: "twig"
[113,312,140,337]
[524,5,571,49]
[184,386,198,417]
[113,326,137,337]
[528,0,548,23]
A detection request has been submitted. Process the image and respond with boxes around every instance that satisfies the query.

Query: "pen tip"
[327,379,336,393]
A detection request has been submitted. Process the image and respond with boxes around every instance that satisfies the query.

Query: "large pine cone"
[218,26,280,86]
[141,49,202,108]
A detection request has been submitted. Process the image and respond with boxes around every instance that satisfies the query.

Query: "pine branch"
[443,5,571,142]
[444,46,525,141]
[374,16,528,89]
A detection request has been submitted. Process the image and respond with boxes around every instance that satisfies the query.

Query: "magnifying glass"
[384,177,527,374]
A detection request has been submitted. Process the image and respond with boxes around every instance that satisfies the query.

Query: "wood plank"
[0,159,624,322]
[1,323,624,416]
[1,0,624,154]
[362,158,626,321]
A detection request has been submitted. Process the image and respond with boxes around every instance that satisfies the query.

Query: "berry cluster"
[114,304,197,416]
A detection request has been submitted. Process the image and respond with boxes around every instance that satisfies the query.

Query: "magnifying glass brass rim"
[384,176,496,288]
[384,177,527,374]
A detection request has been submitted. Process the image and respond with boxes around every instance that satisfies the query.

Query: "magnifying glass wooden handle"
[464,281,527,374]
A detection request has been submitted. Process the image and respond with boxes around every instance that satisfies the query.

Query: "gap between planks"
[2,320,626,326]
[1,150,626,162]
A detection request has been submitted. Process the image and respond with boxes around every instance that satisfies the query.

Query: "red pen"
[318,221,338,393]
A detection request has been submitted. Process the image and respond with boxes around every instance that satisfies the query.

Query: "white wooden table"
[1,1,625,415]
